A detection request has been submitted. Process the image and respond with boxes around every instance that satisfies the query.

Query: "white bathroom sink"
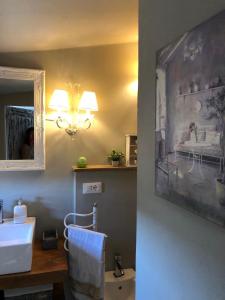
[0,217,36,275]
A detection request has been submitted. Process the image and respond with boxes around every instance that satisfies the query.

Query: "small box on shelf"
[42,229,58,250]
[125,134,137,166]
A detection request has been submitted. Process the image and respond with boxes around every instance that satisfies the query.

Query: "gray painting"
[155,10,225,227]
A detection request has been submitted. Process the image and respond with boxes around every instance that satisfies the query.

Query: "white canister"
[14,200,27,223]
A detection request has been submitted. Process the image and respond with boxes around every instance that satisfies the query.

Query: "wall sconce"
[48,88,99,138]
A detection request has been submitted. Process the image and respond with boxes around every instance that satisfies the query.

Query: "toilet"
[104,268,135,300]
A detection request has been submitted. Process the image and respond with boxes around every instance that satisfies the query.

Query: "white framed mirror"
[0,66,45,171]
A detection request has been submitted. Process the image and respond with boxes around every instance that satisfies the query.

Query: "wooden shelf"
[72,164,137,172]
[0,239,68,298]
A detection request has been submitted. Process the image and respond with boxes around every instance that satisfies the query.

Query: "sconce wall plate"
[48,88,98,138]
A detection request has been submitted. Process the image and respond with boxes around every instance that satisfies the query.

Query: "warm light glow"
[49,89,70,111]
[78,91,98,111]
[47,88,99,138]
[131,61,138,77]
[76,111,94,129]
[127,80,138,96]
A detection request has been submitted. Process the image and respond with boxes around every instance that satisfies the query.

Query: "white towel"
[68,226,106,300]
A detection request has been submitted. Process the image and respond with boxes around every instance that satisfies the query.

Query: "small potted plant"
[108,150,124,167]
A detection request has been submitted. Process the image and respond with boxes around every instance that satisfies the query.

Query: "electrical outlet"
[83,182,102,194]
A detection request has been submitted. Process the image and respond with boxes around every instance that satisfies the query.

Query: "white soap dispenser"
[14,199,27,224]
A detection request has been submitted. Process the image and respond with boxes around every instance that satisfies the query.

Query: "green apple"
[77,156,87,168]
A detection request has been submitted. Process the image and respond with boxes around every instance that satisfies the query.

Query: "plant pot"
[112,160,119,167]
[216,178,225,206]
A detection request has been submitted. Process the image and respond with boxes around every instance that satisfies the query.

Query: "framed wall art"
[155,10,225,227]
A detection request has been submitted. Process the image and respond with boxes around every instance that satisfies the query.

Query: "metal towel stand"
[63,203,97,251]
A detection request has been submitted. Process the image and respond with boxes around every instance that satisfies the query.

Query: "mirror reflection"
[0,78,34,160]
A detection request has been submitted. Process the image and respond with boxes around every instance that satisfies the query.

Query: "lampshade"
[78,91,98,111]
[49,89,69,111]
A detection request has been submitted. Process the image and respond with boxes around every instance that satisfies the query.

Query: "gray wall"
[0,43,137,238]
[75,169,137,271]
[137,1,225,300]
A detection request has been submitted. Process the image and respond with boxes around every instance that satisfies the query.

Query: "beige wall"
[137,2,225,300]
[0,43,137,237]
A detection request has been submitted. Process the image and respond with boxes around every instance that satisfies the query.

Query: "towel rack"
[63,203,97,251]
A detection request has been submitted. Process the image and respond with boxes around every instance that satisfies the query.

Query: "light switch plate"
[83,182,102,194]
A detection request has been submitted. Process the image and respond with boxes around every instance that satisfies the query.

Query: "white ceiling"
[0,0,138,53]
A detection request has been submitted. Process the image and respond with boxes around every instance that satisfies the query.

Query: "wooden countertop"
[0,239,68,289]
[72,164,137,172]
